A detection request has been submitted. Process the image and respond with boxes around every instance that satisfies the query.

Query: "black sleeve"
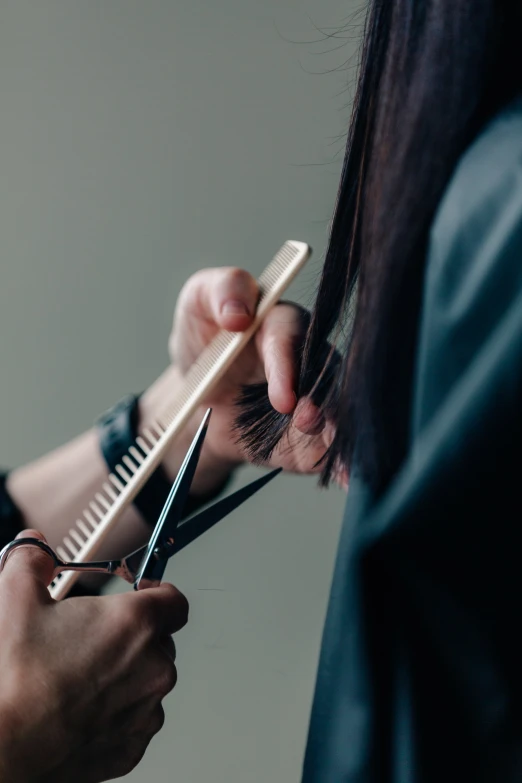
[0,472,24,549]
[0,471,99,596]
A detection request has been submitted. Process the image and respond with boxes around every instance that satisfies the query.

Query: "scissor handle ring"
[0,538,59,574]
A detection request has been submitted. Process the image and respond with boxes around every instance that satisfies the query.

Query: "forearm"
[5,427,147,558]
[6,365,238,565]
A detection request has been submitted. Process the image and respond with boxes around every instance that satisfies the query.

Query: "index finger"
[255,302,308,414]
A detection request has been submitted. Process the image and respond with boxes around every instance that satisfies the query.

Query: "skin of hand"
[142,267,348,490]
[0,530,188,783]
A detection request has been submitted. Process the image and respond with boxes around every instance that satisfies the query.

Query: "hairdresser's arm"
[5,268,332,563]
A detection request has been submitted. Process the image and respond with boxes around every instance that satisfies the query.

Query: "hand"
[0,530,188,783]
[150,267,343,488]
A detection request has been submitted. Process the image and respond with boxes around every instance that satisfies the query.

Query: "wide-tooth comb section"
[129,446,145,465]
[57,546,70,561]
[136,437,151,455]
[115,464,132,483]
[49,241,310,600]
[70,529,85,548]
[108,473,125,493]
[103,482,119,500]
[95,493,111,511]
[76,519,91,538]
[84,509,99,530]
[89,501,105,520]
[63,537,78,557]
[142,428,158,448]
[122,455,139,474]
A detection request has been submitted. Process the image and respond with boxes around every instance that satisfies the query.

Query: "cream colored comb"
[50,240,311,600]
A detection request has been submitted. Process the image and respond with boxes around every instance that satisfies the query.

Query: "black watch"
[96,394,173,527]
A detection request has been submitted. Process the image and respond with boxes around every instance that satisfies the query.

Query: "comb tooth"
[136,436,151,455]
[151,421,165,438]
[84,509,98,530]
[258,244,299,291]
[76,519,91,539]
[63,537,78,557]
[115,464,132,483]
[69,529,85,548]
[89,501,104,520]
[129,446,144,464]
[142,428,158,448]
[109,473,125,493]
[57,545,70,561]
[95,492,111,511]
[103,481,118,501]
[122,455,138,474]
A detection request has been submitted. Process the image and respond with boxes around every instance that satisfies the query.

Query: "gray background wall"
[0,2,361,780]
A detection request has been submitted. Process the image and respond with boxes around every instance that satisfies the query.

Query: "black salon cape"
[302,97,522,782]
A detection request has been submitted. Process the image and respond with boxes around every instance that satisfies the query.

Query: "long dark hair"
[237,0,521,493]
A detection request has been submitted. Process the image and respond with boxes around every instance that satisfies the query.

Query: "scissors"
[0,409,281,591]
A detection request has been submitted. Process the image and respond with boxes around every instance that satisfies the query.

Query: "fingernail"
[222,300,250,317]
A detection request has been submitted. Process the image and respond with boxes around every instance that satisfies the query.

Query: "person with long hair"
[2,0,522,779]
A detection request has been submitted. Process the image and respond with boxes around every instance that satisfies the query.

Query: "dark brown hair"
[237,1,521,493]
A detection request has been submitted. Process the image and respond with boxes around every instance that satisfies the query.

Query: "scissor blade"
[134,408,212,590]
[165,468,282,557]
[156,407,213,544]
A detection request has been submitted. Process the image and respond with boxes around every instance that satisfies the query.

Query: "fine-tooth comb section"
[49,241,310,600]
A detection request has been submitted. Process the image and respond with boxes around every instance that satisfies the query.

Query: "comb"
[50,240,311,599]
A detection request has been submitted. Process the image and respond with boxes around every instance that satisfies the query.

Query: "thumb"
[0,529,56,590]
[183,268,259,332]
